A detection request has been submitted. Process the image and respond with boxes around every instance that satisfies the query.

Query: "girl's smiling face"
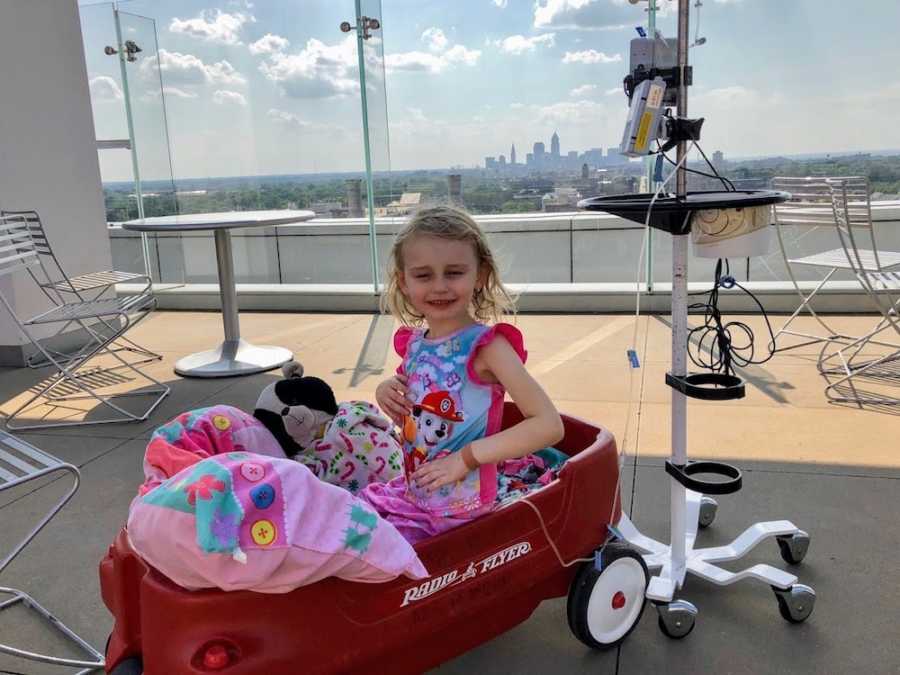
[398,235,484,329]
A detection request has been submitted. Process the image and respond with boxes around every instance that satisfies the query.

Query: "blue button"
[250,483,276,509]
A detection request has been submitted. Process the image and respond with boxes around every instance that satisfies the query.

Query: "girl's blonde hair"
[383,205,515,326]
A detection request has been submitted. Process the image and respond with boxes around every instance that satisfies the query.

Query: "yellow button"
[213,415,231,431]
[250,519,277,546]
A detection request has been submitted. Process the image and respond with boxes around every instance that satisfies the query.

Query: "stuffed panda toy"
[253,361,339,459]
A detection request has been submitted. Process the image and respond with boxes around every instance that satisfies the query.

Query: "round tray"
[577,190,790,234]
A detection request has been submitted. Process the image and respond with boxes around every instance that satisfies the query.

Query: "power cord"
[687,258,778,376]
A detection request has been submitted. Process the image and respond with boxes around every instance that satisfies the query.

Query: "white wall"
[0,0,111,353]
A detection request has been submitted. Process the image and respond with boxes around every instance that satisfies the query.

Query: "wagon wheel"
[567,542,648,650]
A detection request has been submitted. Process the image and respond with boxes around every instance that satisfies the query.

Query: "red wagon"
[100,404,649,674]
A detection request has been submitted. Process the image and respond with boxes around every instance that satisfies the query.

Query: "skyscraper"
[551,131,560,158]
[510,144,516,165]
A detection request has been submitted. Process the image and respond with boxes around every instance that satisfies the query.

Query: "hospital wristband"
[461,444,480,471]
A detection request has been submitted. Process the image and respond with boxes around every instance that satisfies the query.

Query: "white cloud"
[569,83,598,97]
[249,33,289,55]
[144,50,246,87]
[421,27,449,52]
[163,87,198,99]
[213,90,248,106]
[605,86,623,96]
[259,36,359,98]
[534,0,638,31]
[493,0,508,7]
[89,75,123,102]
[562,49,621,64]
[493,33,556,55]
[169,10,255,45]
[445,44,481,66]
[267,108,312,131]
[386,40,481,74]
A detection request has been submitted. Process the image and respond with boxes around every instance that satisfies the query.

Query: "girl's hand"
[412,451,470,492]
[375,374,412,427]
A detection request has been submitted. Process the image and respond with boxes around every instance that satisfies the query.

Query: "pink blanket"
[127,405,427,593]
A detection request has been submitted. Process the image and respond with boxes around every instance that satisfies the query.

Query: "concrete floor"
[1,312,898,674]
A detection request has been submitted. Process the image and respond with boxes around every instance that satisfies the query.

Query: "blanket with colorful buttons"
[128,405,427,593]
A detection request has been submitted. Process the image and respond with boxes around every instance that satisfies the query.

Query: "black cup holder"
[665,460,742,495]
[665,372,745,401]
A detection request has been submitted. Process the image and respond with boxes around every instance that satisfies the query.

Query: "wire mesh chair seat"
[0,214,170,430]
[860,270,900,291]
[40,269,145,293]
[0,430,105,673]
[771,176,899,352]
[787,247,900,272]
[819,178,900,407]
[1,210,162,370]
[26,292,155,325]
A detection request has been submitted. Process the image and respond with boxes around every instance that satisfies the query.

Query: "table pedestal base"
[174,339,293,378]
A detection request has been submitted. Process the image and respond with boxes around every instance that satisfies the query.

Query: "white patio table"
[123,210,315,378]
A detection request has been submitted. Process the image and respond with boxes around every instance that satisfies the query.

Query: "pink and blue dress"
[360,322,565,543]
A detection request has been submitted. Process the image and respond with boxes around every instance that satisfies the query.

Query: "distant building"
[510,144,516,165]
[448,174,463,207]
[485,156,497,170]
[551,131,560,158]
[542,187,580,212]
[567,150,578,167]
[345,179,363,217]
[373,192,422,217]
[582,148,604,167]
[499,154,506,167]
[712,150,725,173]
[525,152,534,167]
[309,200,345,218]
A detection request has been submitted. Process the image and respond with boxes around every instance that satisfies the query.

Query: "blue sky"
[79,0,900,181]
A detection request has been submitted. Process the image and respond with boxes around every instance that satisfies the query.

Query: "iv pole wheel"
[655,599,698,639]
[776,530,810,565]
[567,543,649,650]
[698,495,718,529]
[772,584,816,623]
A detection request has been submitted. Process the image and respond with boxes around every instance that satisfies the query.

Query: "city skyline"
[484,129,626,171]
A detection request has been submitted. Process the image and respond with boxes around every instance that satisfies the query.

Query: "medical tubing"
[528,147,697,572]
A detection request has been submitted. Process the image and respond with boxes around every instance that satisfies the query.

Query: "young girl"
[363,205,564,544]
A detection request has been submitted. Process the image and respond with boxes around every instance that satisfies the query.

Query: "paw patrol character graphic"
[402,391,463,475]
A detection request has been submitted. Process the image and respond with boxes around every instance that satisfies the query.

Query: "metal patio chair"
[1,209,161,370]
[820,177,900,406]
[770,176,900,352]
[0,214,169,430]
[0,430,105,673]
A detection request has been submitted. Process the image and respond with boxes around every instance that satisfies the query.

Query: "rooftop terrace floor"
[1,312,898,674]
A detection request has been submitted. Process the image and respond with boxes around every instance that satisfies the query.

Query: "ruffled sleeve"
[393,326,415,375]
[467,322,528,385]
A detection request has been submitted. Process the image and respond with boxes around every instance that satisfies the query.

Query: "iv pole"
[611,0,816,638]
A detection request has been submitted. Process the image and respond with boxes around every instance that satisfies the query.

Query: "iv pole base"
[615,490,815,630]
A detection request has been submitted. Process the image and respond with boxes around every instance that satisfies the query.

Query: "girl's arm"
[412,335,564,492]
[467,335,564,465]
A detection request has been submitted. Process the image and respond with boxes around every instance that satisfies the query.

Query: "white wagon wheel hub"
[585,557,646,643]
